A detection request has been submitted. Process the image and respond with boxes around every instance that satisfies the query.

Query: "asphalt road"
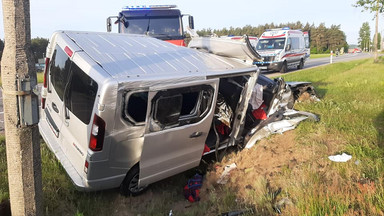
[0,52,374,133]
[263,52,372,77]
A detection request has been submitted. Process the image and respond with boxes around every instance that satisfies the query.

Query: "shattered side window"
[150,85,214,132]
[154,94,182,126]
[124,91,149,125]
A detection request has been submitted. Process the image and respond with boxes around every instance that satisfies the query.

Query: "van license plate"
[259,66,267,70]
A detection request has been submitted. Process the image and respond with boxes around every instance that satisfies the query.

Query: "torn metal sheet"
[245,111,313,149]
[188,35,262,64]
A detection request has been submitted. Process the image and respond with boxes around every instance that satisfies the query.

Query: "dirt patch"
[209,131,311,185]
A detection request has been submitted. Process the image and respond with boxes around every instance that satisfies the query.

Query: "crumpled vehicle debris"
[287,81,320,103]
[243,74,319,149]
[188,35,263,64]
[245,111,317,149]
[190,34,320,152]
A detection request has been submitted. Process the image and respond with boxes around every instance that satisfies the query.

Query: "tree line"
[359,21,381,51]
[0,37,48,64]
[196,21,348,54]
[0,37,48,73]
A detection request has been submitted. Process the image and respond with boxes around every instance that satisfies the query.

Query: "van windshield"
[256,38,286,50]
[120,16,182,39]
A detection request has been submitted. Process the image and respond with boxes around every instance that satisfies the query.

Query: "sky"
[0,0,381,45]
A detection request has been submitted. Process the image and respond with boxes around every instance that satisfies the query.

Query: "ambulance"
[254,28,310,73]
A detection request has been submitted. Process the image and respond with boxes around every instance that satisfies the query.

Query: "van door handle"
[190,132,203,138]
[52,102,59,113]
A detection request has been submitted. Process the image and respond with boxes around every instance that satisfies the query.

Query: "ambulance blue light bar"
[122,5,177,10]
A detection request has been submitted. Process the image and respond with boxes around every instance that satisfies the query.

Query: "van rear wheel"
[120,165,147,196]
[280,61,287,73]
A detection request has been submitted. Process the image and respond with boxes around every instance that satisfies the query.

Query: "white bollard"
[330,51,333,64]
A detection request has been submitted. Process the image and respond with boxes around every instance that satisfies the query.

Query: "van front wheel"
[280,61,287,73]
[120,165,147,196]
[297,59,304,69]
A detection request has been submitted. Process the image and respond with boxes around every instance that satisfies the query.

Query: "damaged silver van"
[39,31,265,195]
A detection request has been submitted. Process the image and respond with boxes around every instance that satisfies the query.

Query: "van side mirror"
[107,17,112,32]
[188,16,194,29]
[106,16,119,32]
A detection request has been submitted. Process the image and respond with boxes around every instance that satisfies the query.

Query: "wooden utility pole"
[1,0,43,215]
[373,0,379,62]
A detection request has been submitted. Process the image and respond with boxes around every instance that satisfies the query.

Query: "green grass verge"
[280,57,384,215]
[310,53,331,59]
[0,135,8,203]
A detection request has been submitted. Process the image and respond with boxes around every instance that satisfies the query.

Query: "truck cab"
[107,5,194,47]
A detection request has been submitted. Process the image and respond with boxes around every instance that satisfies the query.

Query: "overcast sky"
[0,0,381,45]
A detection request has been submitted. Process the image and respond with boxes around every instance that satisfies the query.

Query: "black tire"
[120,165,147,196]
[297,59,304,69]
[280,61,287,73]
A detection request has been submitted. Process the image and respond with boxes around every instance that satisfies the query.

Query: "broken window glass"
[150,85,214,132]
[124,91,148,124]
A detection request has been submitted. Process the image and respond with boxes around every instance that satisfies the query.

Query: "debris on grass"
[183,174,203,203]
[217,163,237,184]
[328,153,352,162]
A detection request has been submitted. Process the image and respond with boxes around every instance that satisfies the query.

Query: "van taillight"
[41,57,50,109]
[89,114,106,151]
[84,160,89,174]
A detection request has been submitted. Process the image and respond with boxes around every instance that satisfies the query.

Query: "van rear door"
[45,44,98,180]
[59,53,98,174]
[139,79,218,187]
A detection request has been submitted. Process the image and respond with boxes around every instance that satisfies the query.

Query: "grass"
[310,53,331,59]
[0,135,8,203]
[279,57,384,215]
[0,57,384,215]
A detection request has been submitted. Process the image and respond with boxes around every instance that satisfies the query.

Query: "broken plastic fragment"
[217,163,237,184]
[328,153,352,162]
